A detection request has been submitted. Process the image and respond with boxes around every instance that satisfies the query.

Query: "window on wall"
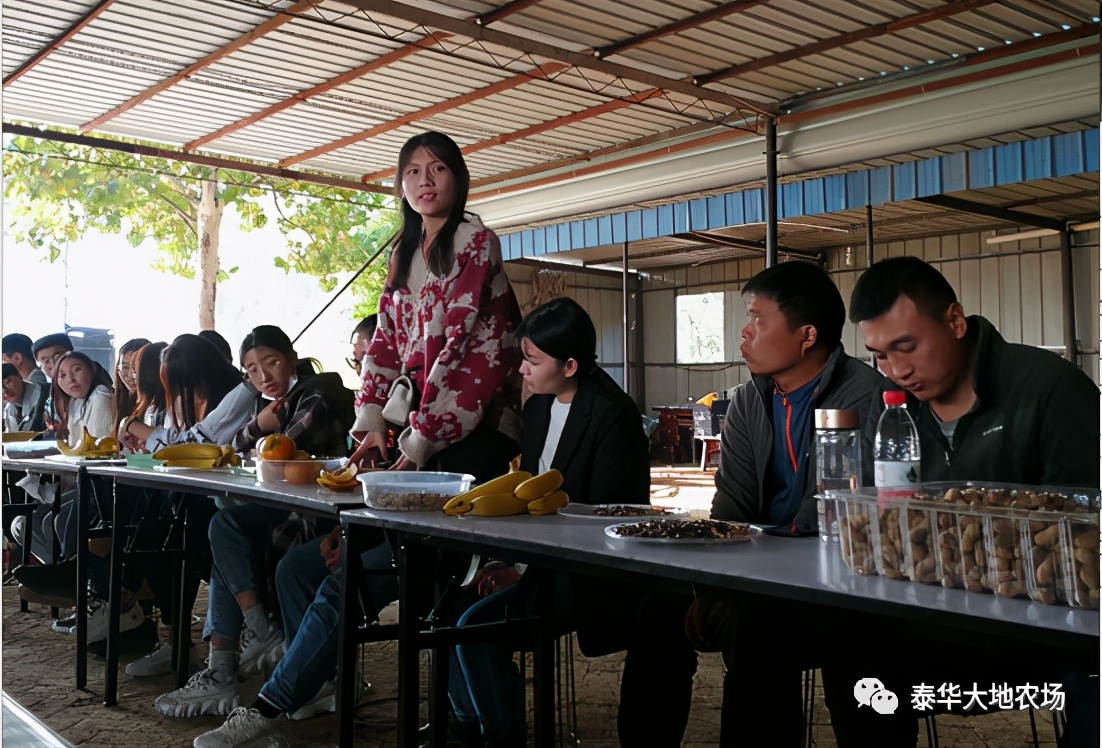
[676,292,725,364]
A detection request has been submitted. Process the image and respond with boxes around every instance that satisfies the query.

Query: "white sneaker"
[51,613,77,634]
[237,623,285,678]
[154,668,238,718]
[289,680,335,720]
[192,706,286,748]
[86,598,145,643]
[126,642,198,677]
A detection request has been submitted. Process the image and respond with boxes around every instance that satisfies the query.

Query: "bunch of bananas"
[316,463,359,491]
[152,443,240,469]
[57,428,121,459]
[442,469,569,517]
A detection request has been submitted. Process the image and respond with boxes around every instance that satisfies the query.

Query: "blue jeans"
[259,540,399,713]
[450,587,526,743]
[202,504,288,641]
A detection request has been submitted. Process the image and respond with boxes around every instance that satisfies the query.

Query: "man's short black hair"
[2,362,19,379]
[2,333,34,360]
[742,260,845,350]
[849,256,958,324]
[32,333,74,356]
[352,315,378,340]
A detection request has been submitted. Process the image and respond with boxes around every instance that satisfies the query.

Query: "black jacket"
[519,369,650,504]
[712,345,885,528]
[902,316,1100,488]
[233,372,355,458]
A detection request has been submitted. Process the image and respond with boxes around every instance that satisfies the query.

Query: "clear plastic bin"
[358,471,475,512]
[1059,518,1099,609]
[934,507,990,593]
[834,496,876,575]
[1022,517,1067,605]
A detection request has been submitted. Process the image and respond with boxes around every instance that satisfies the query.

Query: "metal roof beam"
[80,0,322,132]
[593,0,770,60]
[913,195,1067,231]
[507,256,640,279]
[3,0,119,87]
[280,61,570,167]
[2,123,388,195]
[186,0,546,153]
[337,0,772,114]
[699,0,999,85]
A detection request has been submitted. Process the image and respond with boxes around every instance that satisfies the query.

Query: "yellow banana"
[527,490,570,516]
[443,472,533,515]
[468,493,531,517]
[514,470,563,502]
[154,443,224,461]
[57,427,95,456]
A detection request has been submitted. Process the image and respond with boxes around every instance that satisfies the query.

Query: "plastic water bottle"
[873,390,920,499]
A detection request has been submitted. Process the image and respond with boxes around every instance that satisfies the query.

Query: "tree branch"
[152,186,197,236]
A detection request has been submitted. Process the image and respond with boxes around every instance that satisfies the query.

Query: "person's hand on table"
[473,561,521,598]
[389,454,416,471]
[349,431,387,468]
[256,398,282,433]
[320,526,342,570]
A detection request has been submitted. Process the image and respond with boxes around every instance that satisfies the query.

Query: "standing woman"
[350,131,521,481]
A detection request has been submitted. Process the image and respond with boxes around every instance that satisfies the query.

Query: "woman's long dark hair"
[239,325,320,378]
[386,132,471,290]
[52,351,115,438]
[113,337,151,420]
[161,334,244,431]
[132,342,168,421]
[516,297,599,377]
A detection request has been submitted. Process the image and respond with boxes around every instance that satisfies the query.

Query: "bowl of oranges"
[255,434,342,485]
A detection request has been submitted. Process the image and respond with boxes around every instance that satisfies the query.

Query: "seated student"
[154,325,353,719]
[347,314,378,379]
[618,261,884,748]
[113,338,152,433]
[3,333,48,385]
[51,351,115,449]
[2,362,49,433]
[33,332,74,434]
[446,297,651,748]
[123,335,244,676]
[198,329,234,364]
[821,256,1100,748]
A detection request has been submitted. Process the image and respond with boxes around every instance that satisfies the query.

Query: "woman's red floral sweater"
[353,213,522,466]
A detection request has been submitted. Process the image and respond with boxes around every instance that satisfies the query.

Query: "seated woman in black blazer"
[445,297,650,748]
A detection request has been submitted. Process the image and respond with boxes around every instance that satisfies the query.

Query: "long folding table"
[337,508,1099,748]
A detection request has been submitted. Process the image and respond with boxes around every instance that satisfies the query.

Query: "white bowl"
[358,471,475,511]
[256,457,343,484]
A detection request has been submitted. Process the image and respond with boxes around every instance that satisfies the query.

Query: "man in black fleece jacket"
[821,256,1099,747]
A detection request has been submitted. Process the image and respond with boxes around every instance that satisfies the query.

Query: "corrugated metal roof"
[2,0,1098,228]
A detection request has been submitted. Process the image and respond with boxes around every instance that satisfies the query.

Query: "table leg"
[337,521,368,748]
[173,501,191,690]
[532,633,555,748]
[75,468,89,690]
[49,477,62,620]
[103,478,123,707]
[428,646,449,748]
[396,535,430,747]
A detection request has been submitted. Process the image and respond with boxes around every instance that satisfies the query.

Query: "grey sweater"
[711,346,885,529]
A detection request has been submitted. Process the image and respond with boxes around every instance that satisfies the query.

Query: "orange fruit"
[294,450,311,460]
[257,433,296,461]
[284,460,322,485]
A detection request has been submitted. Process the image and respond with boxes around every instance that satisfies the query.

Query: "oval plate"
[604,519,760,544]
[558,504,689,519]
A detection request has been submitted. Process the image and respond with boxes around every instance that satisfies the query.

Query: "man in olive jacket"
[822,256,1099,747]
[620,262,885,748]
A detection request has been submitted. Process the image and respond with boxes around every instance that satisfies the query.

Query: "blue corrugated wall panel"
[870,167,892,206]
[893,162,916,201]
[941,152,967,193]
[917,158,940,197]
[845,172,868,209]
[499,128,1098,256]
[995,142,1023,186]
[611,212,626,244]
[804,179,826,216]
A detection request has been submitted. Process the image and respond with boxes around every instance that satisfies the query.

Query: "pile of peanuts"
[838,502,876,575]
[1069,524,1100,608]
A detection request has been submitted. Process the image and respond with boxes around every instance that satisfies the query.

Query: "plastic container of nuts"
[358,471,475,512]
[832,495,877,575]
[1060,518,1100,609]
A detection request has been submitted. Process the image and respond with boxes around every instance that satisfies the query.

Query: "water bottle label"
[874,460,921,500]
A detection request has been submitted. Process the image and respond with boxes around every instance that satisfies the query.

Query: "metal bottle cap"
[814,409,860,430]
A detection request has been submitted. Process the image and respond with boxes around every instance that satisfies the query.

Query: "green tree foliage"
[2,134,395,319]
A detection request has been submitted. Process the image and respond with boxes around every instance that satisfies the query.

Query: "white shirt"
[143,381,255,450]
[66,384,114,447]
[538,399,572,474]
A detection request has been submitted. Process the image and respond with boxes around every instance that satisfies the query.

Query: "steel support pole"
[634,274,646,409]
[1059,229,1077,362]
[764,117,779,267]
[622,242,630,394]
[865,204,875,268]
